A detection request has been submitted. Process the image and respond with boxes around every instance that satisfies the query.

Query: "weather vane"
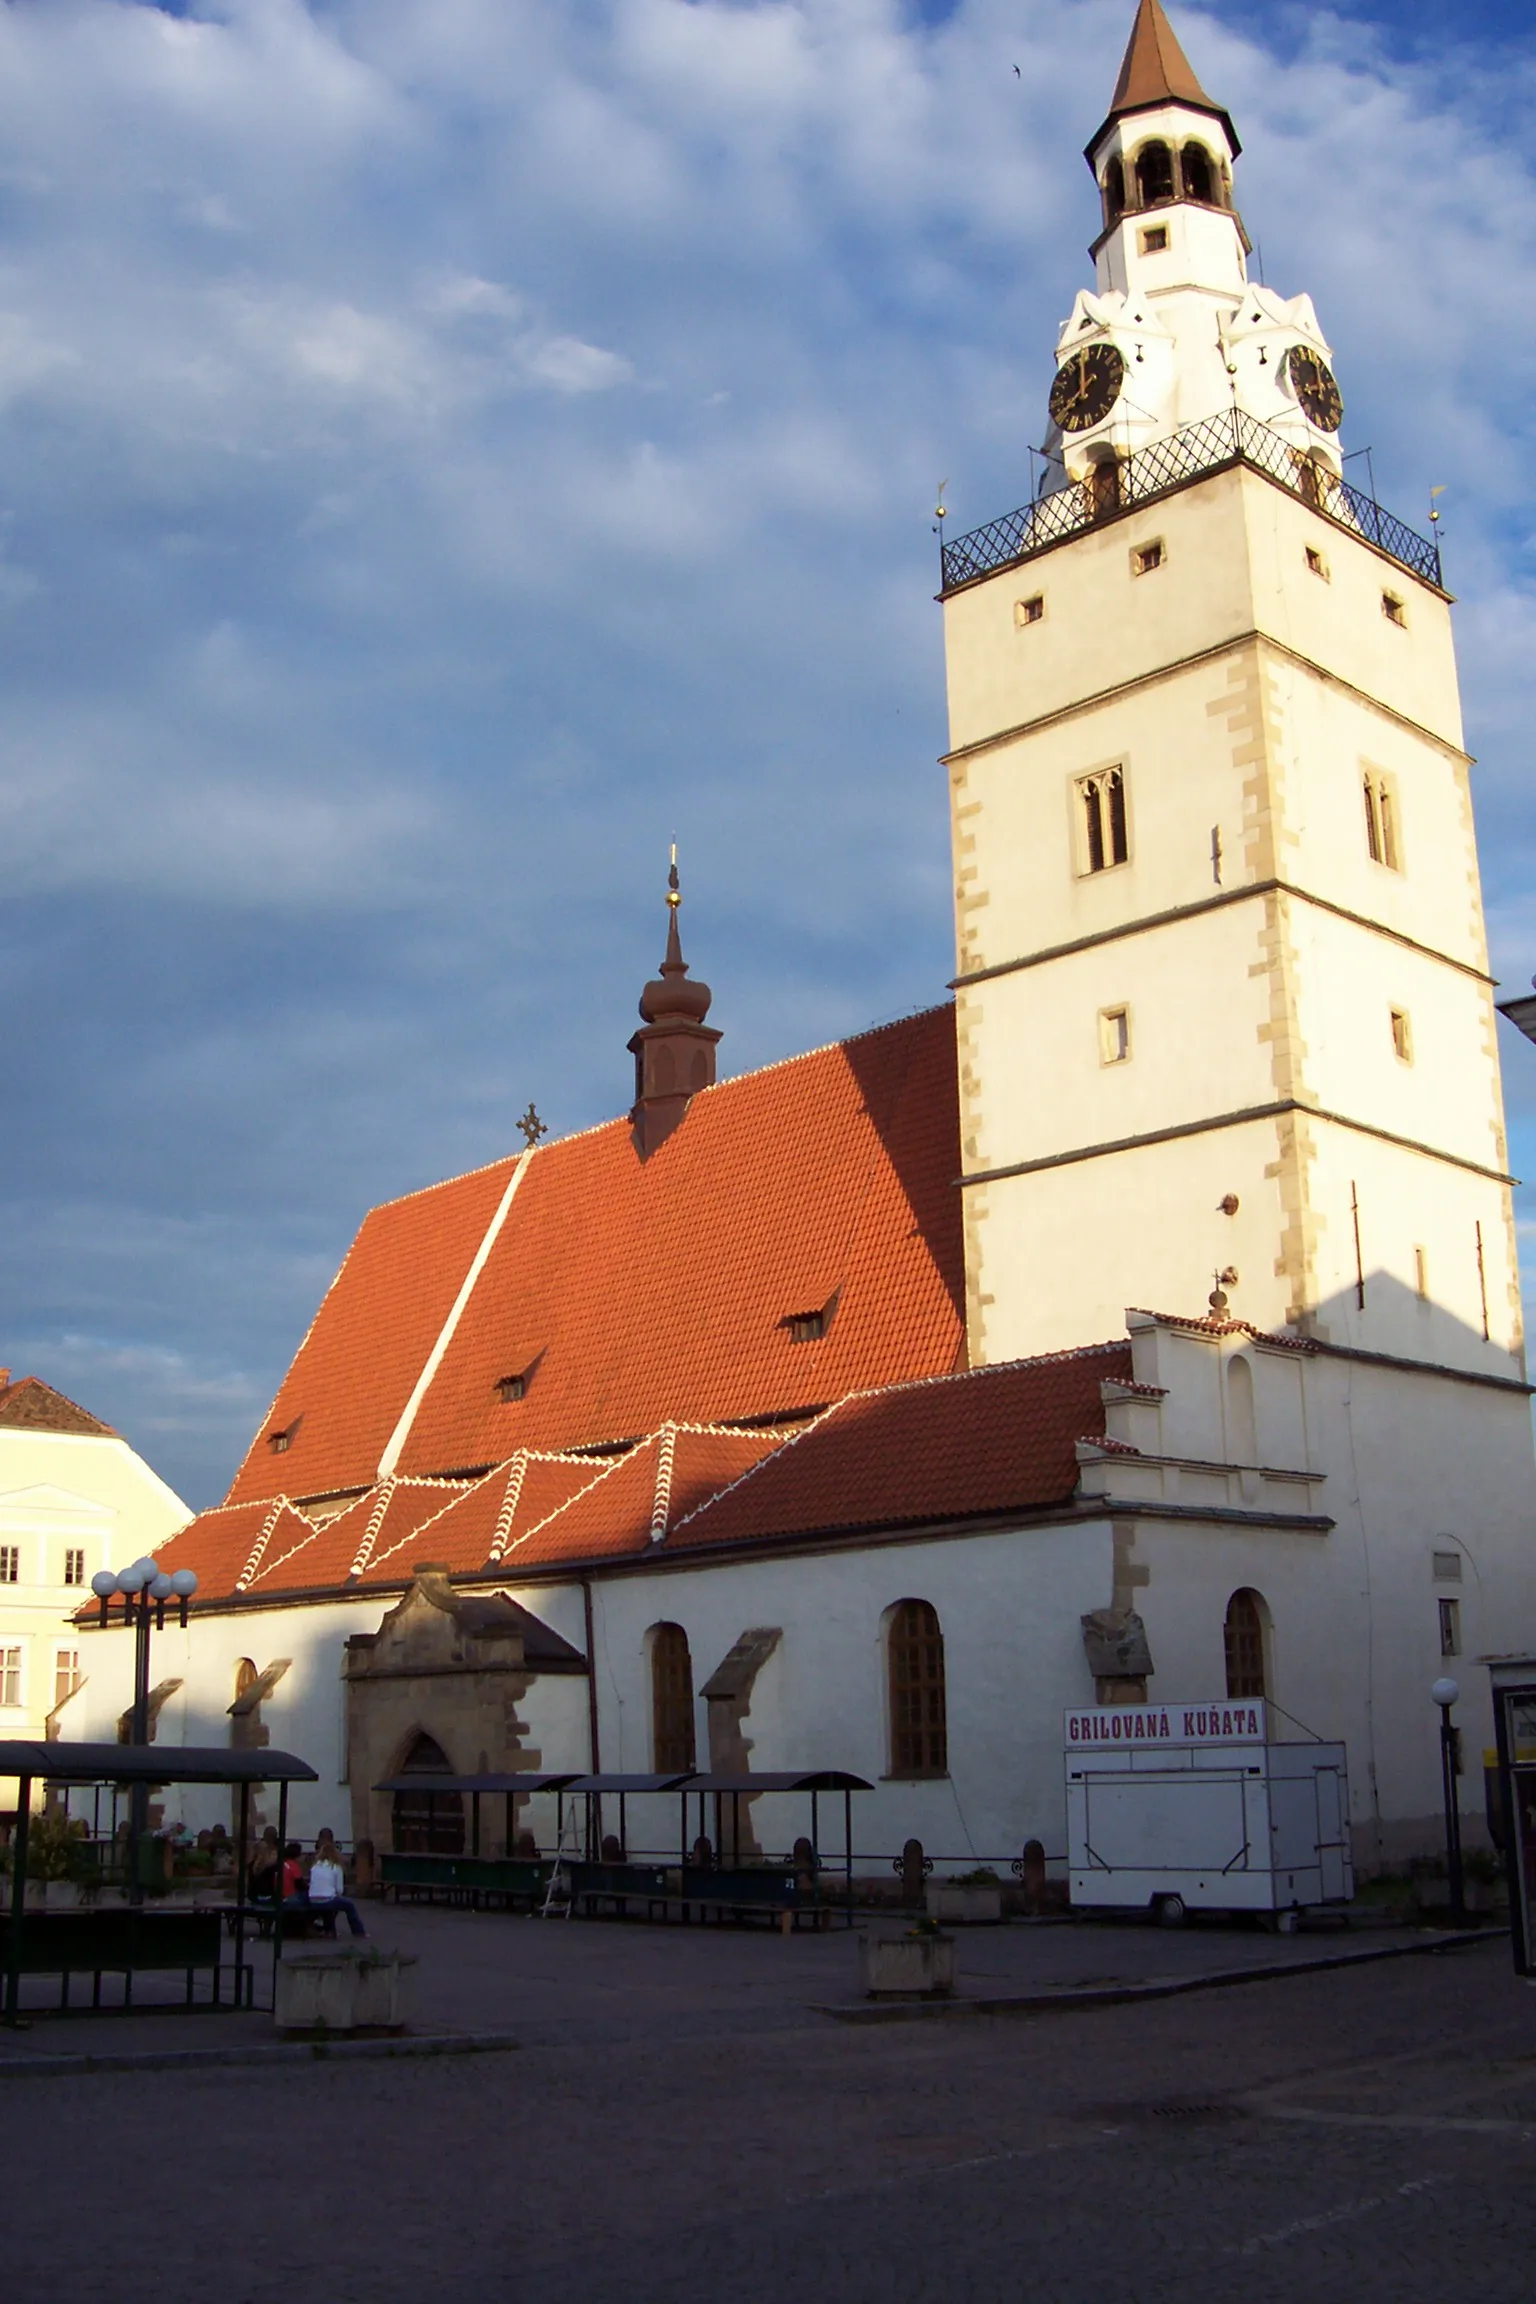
[517,1102,548,1148]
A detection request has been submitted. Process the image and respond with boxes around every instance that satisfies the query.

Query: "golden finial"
[667,838,681,909]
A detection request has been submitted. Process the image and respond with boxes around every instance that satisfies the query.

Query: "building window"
[1015,593,1044,627]
[54,1649,82,1709]
[1432,1550,1462,1583]
[496,1372,528,1403]
[0,1648,20,1707]
[1131,539,1164,576]
[1098,1005,1131,1065]
[1390,1008,1413,1063]
[888,1599,948,1776]
[1305,545,1329,580]
[268,1428,291,1454]
[1180,143,1216,204]
[1223,1589,1268,1701]
[0,1545,18,1585]
[1414,1245,1430,1300]
[651,1623,696,1774]
[1362,772,1400,870]
[1077,767,1128,874]
[1439,1597,1461,1658]
[63,1547,86,1587]
[1138,223,1168,254]
[1382,592,1407,628]
[1103,158,1126,225]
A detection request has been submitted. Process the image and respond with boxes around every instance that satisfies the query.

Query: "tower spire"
[628,847,721,1158]
[1087,0,1238,161]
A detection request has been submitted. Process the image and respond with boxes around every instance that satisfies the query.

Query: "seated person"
[289,1838,369,1939]
[248,1826,281,1905]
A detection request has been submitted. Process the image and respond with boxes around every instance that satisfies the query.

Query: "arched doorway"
[391,1731,465,1854]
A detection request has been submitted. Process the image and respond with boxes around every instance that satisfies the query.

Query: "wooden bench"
[379,1852,551,1911]
[0,1907,231,2010]
[674,1867,824,1933]
[562,1860,672,1919]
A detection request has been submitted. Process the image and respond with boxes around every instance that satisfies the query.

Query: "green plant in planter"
[21,1813,92,1883]
[952,1867,1002,1887]
[907,1913,944,1939]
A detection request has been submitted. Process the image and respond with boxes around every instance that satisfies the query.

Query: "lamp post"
[1431,1675,1465,1924]
[90,1557,198,1901]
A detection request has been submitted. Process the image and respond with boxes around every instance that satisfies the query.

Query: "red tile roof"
[225,1154,520,1504]
[150,1344,1128,1606]
[666,1344,1134,1551]
[224,1005,963,1505]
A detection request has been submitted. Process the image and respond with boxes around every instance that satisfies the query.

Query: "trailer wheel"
[1153,1893,1186,1928]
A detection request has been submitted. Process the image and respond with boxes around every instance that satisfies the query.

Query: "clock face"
[1049,342,1126,434]
[1287,346,1343,432]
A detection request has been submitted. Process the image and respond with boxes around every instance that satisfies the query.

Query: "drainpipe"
[581,1576,602,1857]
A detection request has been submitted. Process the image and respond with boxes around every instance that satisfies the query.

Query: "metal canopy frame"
[368,1765,873,1900]
[1,1743,318,2027]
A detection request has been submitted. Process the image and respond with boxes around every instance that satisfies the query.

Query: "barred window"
[1224,1589,1268,1701]
[651,1622,696,1775]
[889,1600,948,1776]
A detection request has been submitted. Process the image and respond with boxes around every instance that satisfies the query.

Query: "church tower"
[943,0,1521,1379]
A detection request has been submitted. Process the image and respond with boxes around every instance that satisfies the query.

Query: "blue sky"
[2,0,1534,1507]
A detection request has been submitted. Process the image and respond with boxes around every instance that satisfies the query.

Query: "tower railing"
[938,407,1442,593]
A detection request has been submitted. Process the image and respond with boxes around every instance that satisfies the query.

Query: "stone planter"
[20,1879,82,1910]
[274,1947,416,2035]
[861,1931,957,1999]
[924,1884,1003,1926]
[1413,1876,1500,1916]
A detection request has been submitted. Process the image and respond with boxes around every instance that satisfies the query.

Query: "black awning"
[0,1742,319,1785]
[371,1771,584,1795]
[680,1771,873,1794]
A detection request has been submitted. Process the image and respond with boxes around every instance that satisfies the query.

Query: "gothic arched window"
[1136,141,1175,206]
[1224,1590,1269,1702]
[1103,157,1126,226]
[651,1623,696,1774]
[1180,143,1215,204]
[888,1600,948,1777]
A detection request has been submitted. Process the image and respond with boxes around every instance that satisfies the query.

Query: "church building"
[68,2,1536,1877]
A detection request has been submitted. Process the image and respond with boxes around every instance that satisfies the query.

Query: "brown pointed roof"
[0,1374,116,1438]
[1086,0,1238,161]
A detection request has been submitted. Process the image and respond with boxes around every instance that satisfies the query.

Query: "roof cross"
[517,1103,548,1148]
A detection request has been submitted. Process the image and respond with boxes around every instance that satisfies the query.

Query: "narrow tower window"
[1077,768,1129,874]
[1390,1008,1412,1063]
[1180,144,1215,203]
[1362,773,1400,871]
[1103,157,1126,224]
[1438,1598,1461,1657]
[1098,1005,1131,1065]
[1382,592,1407,628]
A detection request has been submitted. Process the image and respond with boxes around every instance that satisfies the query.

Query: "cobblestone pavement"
[2,1927,1533,2301]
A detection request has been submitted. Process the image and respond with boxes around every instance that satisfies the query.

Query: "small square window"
[1139,225,1169,254]
[1099,1005,1131,1065]
[1131,540,1164,576]
[1305,545,1329,580]
[1438,1597,1461,1657]
[268,1429,291,1455]
[1432,1550,1462,1583]
[496,1372,528,1403]
[1015,593,1044,628]
[63,1547,85,1587]
[1390,1008,1412,1063]
[0,1546,19,1585]
[1382,592,1407,627]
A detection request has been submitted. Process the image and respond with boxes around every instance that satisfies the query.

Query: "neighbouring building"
[0,1371,191,1820]
[66,1,1536,1878]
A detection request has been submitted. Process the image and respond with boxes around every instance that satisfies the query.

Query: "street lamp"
[91,1557,199,1900]
[1431,1676,1465,1924]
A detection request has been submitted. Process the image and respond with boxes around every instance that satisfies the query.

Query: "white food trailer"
[1065,1700,1353,1925]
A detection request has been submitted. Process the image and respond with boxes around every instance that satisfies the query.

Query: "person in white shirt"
[302,1838,368,1938]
